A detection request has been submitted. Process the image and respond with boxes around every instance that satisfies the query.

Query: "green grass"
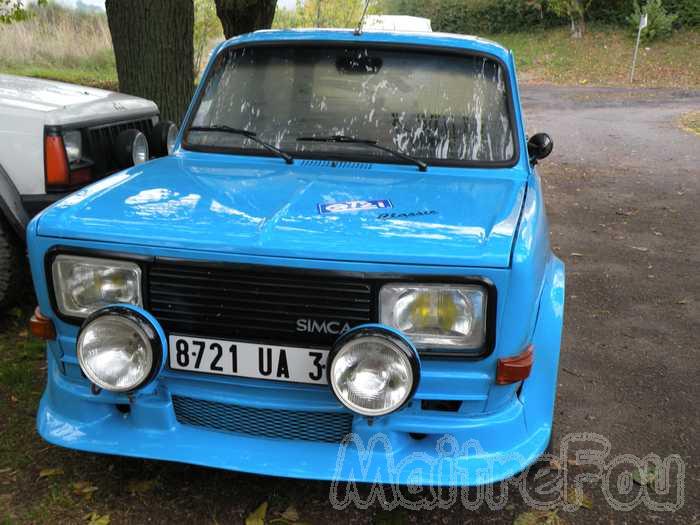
[0,62,118,91]
[489,26,700,88]
[680,111,700,135]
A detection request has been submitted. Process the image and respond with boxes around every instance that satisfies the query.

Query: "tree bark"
[213,0,276,39]
[105,0,194,124]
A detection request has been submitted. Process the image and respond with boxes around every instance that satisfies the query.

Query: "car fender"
[0,161,28,238]
[520,254,565,442]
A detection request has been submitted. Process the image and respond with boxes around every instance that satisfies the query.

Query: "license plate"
[168,335,329,385]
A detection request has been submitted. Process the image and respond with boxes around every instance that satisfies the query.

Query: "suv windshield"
[185,44,516,165]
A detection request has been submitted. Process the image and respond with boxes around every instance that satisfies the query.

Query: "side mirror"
[527,133,553,164]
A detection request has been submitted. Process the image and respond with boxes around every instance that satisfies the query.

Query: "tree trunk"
[105,0,194,124]
[213,0,276,40]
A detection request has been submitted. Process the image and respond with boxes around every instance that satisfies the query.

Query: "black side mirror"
[527,133,553,164]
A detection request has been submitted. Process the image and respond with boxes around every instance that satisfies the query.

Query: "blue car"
[27,28,564,486]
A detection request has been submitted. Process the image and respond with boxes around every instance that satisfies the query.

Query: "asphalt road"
[2,85,699,524]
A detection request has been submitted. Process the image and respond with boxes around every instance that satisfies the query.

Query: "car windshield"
[185,44,516,165]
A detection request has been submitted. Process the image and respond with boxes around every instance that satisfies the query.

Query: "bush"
[663,0,700,27]
[628,0,677,42]
[381,0,564,34]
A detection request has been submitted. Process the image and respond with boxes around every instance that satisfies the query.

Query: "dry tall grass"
[0,4,114,71]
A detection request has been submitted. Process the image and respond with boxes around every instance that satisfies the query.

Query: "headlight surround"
[77,307,160,392]
[52,255,142,319]
[62,130,83,164]
[329,327,419,417]
[379,283,488,352]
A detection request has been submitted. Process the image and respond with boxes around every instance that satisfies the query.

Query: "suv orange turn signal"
[44,134,70,188]
[496,345,533,385]
[30,307,56,341]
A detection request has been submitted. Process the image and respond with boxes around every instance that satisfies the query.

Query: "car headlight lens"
[52,255,142,318]
[115,129,149,168]
[329,328,419,417]
[379,284,487,351]
[63,130,82,164]
[77,308,157,392]
[131,132,149,164]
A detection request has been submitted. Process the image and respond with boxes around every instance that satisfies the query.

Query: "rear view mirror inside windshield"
[336,54,383,74]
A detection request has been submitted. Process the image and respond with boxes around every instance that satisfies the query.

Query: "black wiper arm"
[296,134,427,172]
[189,125,293,164]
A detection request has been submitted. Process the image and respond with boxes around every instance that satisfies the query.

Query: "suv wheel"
[0,216,23,310]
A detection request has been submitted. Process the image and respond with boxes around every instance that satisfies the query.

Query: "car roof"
[218,28,512,64]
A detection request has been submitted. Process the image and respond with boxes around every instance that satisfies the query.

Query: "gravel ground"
[0,84,698,524]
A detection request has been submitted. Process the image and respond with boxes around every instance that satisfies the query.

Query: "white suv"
[0,74,176,308]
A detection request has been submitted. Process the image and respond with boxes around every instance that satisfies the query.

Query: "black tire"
[0,216,23,310]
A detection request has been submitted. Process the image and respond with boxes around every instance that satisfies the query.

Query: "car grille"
[172,395,353,443]
[86,117,155,177]
[148,260,374,347]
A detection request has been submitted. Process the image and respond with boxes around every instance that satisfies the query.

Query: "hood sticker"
[318,199,392,214]
[377,210,437,220]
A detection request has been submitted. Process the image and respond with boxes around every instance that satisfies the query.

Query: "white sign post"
[630,13,648,83]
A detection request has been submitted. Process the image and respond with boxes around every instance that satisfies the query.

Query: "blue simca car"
[27,28,564,486]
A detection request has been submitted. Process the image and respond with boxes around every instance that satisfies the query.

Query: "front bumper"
[38,355,547,486]
[36,258,564,486]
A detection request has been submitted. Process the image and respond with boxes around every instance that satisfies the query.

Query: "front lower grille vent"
[172,396,353,443]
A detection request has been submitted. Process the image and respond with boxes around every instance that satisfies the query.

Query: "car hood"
[37,155,527,268]
[0,74,157,124]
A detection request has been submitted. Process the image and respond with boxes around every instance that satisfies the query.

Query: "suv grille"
[86,118,154,177]
[148,261,374,347]
[172,396,353,443]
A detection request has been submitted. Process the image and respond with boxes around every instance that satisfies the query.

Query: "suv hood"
[0,74,157,124]
[37,155,526,268]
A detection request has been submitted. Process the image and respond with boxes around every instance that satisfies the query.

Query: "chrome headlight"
[150,120,178,157]
[77,307,160,392]
[379,284,487,352]
[63,130,83,164]
[115,129,149,168]
[52,255,142,318]
[329,327,419,417]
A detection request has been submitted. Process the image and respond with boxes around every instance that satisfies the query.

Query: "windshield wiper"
[296,134,427,172]
[188,125,293,164]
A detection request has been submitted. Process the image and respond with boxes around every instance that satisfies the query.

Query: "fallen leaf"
[513,510,563,525]
[127,479,157,494]
[566,487,593,509]
[85,512,110,525]
[39,468,64,478]
[9,307,23,319]
[280,505,299,521]
[246,502,268,525]
[633,466,657,486]
[72,481,99,499]
[570,252,585,257]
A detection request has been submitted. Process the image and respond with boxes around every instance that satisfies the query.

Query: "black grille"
[148,261,374,347]
[86,118,155,177]
[172,396,353,443]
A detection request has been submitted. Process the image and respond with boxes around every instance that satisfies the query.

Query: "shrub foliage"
[628,0,678,41]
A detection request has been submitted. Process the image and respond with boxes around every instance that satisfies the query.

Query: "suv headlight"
[379,283,487,352]
[62,130,83,164]
[51,255,142,318]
